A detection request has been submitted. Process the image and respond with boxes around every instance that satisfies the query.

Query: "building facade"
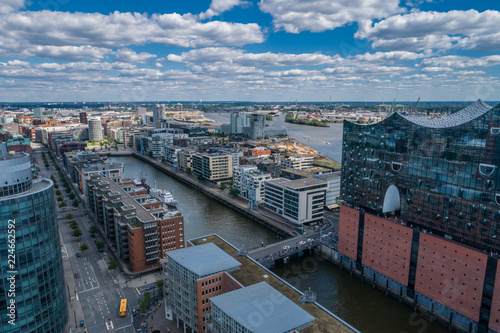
[264,178,328,225]
[229,112,249,134]
[192,153,233,182]
[281,155,313,170]
[0,143,68,332]
[233,165,271,203]
[339,100,500,332]
[88,117,103,142]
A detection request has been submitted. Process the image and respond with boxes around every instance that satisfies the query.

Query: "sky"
[0,0,499,102]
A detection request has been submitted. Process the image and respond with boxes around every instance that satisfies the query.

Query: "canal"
[108,156,447,333]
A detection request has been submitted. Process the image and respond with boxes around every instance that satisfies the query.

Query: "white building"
[229,112,249,134]
[88,117,104,142]
[264,177,328,225]
[164,146,182,165]
[281,155,313,170]
[314,171,341,208]
[233,165,271,203]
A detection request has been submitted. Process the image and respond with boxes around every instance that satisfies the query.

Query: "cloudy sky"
[0,0,499,102]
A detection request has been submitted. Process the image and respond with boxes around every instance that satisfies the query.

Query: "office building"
[244,114,265,140]
[192,153,233,182]
[210,282,315,333]
[88,117,103,142]
[0,143,68,332]
[339,100,500,332]
[153,104,163,129]
[165,243,242,332]
[264,177,328,225]
[281,155,313,170]
[33,107,42,118]
[315,171,341,208]
[79,111,87,124]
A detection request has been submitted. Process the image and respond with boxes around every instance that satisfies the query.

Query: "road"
[33,144,143,333]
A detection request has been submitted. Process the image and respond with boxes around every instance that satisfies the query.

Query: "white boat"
[149,181,178,207]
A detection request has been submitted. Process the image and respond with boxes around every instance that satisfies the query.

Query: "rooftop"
[189,235,357,333]
[166,242,241,277]
[400,99,493,128]
[266,177,328,190]
[210,282,315,333]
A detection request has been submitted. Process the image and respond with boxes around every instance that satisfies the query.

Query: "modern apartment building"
[244,114,265,140]
[233,165,271,203]
[229,112,249,134]
[86,175,184,272]
[165,243,242,333]
[192,153,233,182]
[339,100,500,332]
[281,155,313,170]
[177,149,195,172]
[264,178,328,225]
[80,163,124,200]
[0,143,68,332]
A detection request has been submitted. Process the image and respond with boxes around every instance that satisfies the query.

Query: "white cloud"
[0,0,25,14]
[356,10,500,51]
[259,0,403,33]
[199,0,248,20]
[30,45,112,61]
[420,55,500,69]
[0,10,265,53]
[115,49,156,63]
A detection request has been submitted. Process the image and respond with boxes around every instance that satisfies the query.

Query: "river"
[204,112,344,162]
[108,156,447,333]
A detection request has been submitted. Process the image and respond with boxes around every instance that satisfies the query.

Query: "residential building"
[165,146,182,165]
[315,171,341,208]
[192,153,233,182]
[80,163,124,199]
[0,143,68,332]
[281,155,313,170]
[165,243,242,333]
[87,175,184,272]
[264,178,328,225]
[230,112,249,134]
[153,104,163,128]
[339,100,500,332]
[243,114,265,140]
[178,149,196,172]
[88,117,103,142]
[210,282,315,333]
[233,165,271,203]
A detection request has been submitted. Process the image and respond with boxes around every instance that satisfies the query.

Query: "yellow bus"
[119,299,127,317]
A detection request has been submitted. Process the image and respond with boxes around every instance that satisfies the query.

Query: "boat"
[149,181,178,207]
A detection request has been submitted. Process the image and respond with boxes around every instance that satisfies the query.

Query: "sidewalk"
[139,301,183,333]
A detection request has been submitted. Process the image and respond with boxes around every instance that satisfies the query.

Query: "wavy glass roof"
[399,99,492,128]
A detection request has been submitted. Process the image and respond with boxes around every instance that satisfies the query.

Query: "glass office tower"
[341,100,500,251]
[0,143,67,332]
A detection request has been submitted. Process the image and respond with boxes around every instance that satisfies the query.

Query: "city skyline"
[0,0,498,102]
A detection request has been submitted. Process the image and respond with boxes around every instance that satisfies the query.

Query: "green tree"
[69,192,76,200]
[59,201,67,207]
[139,292,152,314]
[55,190,62,196]
[96,240,106,251]
[220,182,227,190]
[70,221,78,229]
[57,196,64,202]
[156,280,164,297]
[72,227,82,241]
[79,243,89,257]
[89,225,99,234]
[108,258,119,276]
[197,174,204,182]
[65,213,74,220]
[229,187,240,197]
[72,199,80,208]
[185,167,192,175]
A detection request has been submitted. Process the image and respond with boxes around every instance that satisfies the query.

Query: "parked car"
[299,241,306,246]
[76,253,81,258]
[74,273,80,278]
[80,320,84,327]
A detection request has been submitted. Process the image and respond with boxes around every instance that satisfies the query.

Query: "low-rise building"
[192,153,233,182]
[264,178,328,225]
[281,155,313,170]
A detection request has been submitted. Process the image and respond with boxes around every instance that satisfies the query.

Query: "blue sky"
[0,0,499,102]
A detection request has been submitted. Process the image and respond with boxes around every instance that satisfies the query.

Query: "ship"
[149,181,178,207]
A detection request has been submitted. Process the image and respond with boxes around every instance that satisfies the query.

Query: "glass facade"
[0,176,67,331]
[341,100,500,251]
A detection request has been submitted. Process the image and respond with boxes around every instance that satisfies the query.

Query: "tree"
[69,192,76,200]
[79,243,89,257]
[185,167,192,175]
[96,240,106,251]
[156,280,164,297]
[65,213,74,220]
[229,187,240,197]
[65,187,72,194]
[72,227,82,241]
[57,196,64,202]
[197,174,204,182]
[72,199,80,208]
[139,292,152,314]
[70,221,78,229]
[220,182,227,190]
[108,258,119,276]
[89,225,99,234]
[92,148,96,152]
[59,201,67,207]
[55,190,62,196]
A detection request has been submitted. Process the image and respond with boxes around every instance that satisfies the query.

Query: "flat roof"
[167,242,241,277]
[210,282,315,333]
[266,177,327,190]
